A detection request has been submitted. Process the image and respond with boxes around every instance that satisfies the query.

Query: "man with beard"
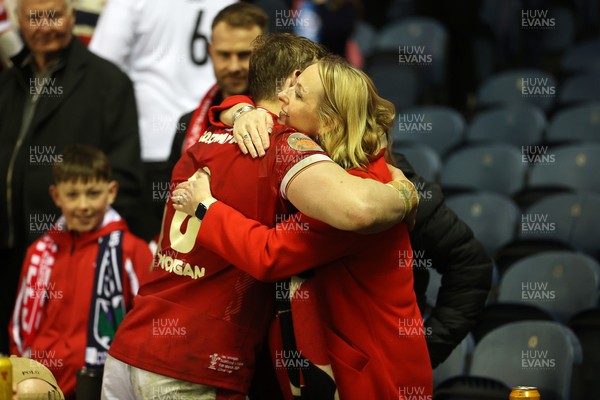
[168,3,269,169]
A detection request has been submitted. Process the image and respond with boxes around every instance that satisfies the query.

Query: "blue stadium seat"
[497,251,600,321]
[446,192,520,256]
[546,102,600,144]
[433,375,510,400]
[476,69,558,113]
[392,106,465,158]
[527,143,600,193]
[472,303,557,343]
[374,17,448,87]
[365,63,418,111]
[469,321,582,400]
[561,38,600,75]
[538,5,576,53]
[518,193,600,257]
[434,335,474,389]
[466,105,546,147]
[479,0,522,64]
[393,146,441,182]
[558,72,600,107]
[425,268,442,310]
[440,144,526,196]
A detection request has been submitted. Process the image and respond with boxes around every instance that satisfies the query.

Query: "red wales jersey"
[195,154,433,399]
[108,118,332,393]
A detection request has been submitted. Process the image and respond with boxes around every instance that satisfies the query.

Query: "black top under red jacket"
[394,153,493,368]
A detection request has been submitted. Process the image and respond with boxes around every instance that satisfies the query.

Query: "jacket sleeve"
[395,153,493,368]
[198,202,361,282]
[167,111,194,173]
[122,233,154,309]
[207,95,254,127]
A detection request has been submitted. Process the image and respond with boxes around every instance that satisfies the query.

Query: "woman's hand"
[171,168,213,216]
[387,163,419,230]
[234,109,273,158]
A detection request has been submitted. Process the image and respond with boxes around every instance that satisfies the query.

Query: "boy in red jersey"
[9,145,152,398]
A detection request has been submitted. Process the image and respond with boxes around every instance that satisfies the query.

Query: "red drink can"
[510,386,541,400]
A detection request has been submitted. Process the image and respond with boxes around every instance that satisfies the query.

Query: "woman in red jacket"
[173,56,432,400]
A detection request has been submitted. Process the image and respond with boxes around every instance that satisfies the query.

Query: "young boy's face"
[49,179,118,233]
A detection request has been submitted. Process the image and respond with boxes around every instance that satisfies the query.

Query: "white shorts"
[101,355,245,400]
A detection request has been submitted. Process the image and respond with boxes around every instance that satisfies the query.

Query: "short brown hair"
[53,144,112,183]
[211,3,268,33]
[249,33,328,102]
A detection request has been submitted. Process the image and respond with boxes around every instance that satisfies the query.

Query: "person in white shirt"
[90,0,237,235]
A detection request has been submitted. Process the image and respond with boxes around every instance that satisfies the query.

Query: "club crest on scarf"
[85,230,125,368]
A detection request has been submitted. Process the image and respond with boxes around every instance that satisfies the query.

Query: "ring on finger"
[242,134,251,140]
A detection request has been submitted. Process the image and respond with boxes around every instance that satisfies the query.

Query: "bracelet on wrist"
[232,105,256,125]
[386,180,418,219]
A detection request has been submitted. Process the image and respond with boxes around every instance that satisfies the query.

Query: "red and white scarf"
[182,84,220,152]
[12,235,57,354]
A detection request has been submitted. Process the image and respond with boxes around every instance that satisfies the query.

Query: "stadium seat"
[440,144,526,196]
[546,102,600,144]
[424,268,443,310]
[527,143,600,194]
[538,5,575,53]
[558,72,600,106]
[466,105,546,147]
[392,146,441,182]
[392,106,465,158]
[446,192,520,256]
[374,17,448,94]
[497,251,600,321]
[433,375,510,400]
[434,335,474,389]
[365,63,419,111]
[476,69,558,113]
[387,0,416,22]
[561,38,600,75]
[472,303,556,343]
[478,0,522,65]
[519,193,600,257]
[493,239,576,278]
[469,321,582,400]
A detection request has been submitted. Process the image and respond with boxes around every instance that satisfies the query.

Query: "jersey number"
[190,10,208,66]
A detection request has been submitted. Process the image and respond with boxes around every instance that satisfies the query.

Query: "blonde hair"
[315,56,395,170]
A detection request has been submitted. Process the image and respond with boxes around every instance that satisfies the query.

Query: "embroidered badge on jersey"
[287,132,324,152]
